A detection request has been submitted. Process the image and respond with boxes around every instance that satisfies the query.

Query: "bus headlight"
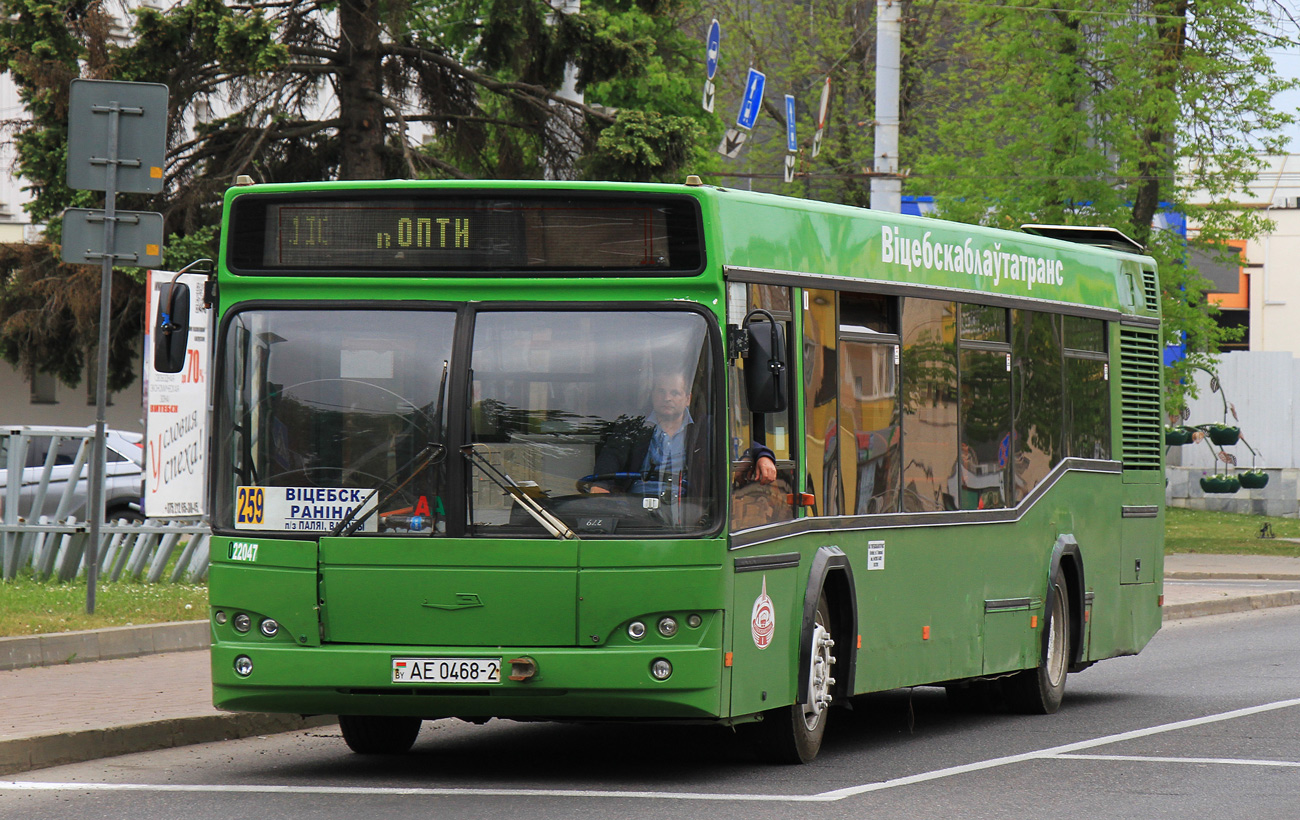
[657,616,678,637]
[260,618,279,637]
[232,613,251,633]
[628,621,647,640]
[234,655,254,677]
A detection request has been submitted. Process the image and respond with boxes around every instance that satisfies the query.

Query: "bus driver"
[588,371,776,509]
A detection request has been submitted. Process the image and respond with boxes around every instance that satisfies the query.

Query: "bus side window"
[958,304,1012,510]
[802,289,839,516]
[728,284,796,532]
[838,291,901,515]
[1012,310,1063,503]
[1064,316,1110,459]
[900,297,959,512]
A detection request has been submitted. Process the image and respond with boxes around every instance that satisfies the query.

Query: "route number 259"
[236,487,265,526]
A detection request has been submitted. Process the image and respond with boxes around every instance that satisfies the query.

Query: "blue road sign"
[737,68,765,131]
[706,20,720,80]
[785,94,797,152]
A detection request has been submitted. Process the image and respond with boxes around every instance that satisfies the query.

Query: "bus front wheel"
[1003,575,1070,714]
[747,594,835,764]
[339,715,422,754]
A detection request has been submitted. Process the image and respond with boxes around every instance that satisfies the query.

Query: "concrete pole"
[545,0,583,180]
[871,0,901,213]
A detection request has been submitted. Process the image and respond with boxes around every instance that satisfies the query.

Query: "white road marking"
[815,696,1300,801]
[3,697,1298,803]
[1056,754,1300,768]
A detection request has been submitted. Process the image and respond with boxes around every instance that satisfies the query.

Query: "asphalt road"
[2,607,1297,820]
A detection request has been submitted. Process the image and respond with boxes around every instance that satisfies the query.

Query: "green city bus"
[185,178,1165,763]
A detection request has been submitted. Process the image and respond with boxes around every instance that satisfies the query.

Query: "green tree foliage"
[906,0,1295,417]
[0,0,713,390]
[713,0,1293,417]
[709,0,964,203]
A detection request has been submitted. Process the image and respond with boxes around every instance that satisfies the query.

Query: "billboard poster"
[143,270,210,517]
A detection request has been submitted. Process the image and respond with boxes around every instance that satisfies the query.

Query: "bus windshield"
[467,310,716,537]
[215,307,718,537]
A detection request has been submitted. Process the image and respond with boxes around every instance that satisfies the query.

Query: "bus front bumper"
[211,641,726,720]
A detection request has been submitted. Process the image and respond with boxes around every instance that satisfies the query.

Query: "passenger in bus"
[589,370,776,503]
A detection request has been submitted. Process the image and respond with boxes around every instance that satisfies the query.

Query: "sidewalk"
[2,552,1298,777]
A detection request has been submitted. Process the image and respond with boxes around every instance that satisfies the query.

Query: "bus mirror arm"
[741,309,788,414]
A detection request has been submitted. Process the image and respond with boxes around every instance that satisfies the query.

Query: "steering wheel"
[576,472,645,494]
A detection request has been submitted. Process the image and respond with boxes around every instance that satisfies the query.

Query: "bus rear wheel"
[748,594,835,764]
[339,715,422,754]
[1003,575,1070,714]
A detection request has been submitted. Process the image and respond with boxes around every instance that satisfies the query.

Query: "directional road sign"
[702,80,716,113]
[66,79,168,194]
[717,128,748,158]
[61,208,164,266]
[706,19,720,80]
[785,94,797,152]
[736,68,766,131]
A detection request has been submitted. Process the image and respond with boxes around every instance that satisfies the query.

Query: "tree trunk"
[1130,0,1187,244]
[336,0,386,180]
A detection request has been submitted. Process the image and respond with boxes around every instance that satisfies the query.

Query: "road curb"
[0,621,208,672]
[1163,589,1300,620]
[0,713,337,777]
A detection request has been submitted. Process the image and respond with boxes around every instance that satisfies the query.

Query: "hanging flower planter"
[1200,474,1241,494]
[1206,424,1240,446]
[1238,469,1269,490]
[1164,426,1195,445]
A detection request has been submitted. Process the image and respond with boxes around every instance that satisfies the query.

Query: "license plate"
[392,657,502,684]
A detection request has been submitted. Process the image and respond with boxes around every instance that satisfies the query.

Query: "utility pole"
[545,0,583,180]
[871,0,901,213]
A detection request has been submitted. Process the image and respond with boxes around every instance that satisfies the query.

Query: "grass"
[0,506,1295,639]
[0,573,208,637]
[1165,507,1300,557]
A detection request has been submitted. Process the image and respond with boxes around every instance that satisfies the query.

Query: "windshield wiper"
[332,360,451,537]
[460,444,577,540]
[330,443,448,536]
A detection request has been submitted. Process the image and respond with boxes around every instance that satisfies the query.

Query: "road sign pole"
[85,101,125,615]
[62,79,167,613]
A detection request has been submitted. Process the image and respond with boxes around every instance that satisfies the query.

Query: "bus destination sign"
[227,194,704,275]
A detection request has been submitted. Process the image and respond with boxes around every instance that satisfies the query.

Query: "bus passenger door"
[730,564,801,718]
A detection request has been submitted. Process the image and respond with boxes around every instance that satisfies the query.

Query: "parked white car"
[0,426,144,522]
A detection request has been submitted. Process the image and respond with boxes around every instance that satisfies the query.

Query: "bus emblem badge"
[751,576,775,649]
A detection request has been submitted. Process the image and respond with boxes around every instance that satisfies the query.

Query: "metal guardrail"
[1,425,210,583]
[0,518,211,583]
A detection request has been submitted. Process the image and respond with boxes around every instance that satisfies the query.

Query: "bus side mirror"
[743,310,787,414]
[154,282,191,374]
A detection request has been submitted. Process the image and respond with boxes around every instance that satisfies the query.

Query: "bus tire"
[339,715,422,754]
[1003,574,1070,715]
[748,594,835,764]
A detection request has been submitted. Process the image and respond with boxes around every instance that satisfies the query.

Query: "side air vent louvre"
[1119,328,1163,470]
[1140,268,1160,314]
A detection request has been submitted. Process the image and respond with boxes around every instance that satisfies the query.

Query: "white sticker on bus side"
[235,486,378,533]
[868,541,885,571]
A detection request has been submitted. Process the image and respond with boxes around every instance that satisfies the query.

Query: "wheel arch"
[1048,534,1086,668]
[797,546,857,705]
